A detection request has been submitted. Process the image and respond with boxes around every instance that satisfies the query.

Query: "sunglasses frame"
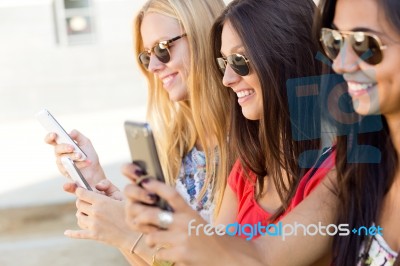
[138,33,187,69]
[217,53,250,76]
[320,27,387,65]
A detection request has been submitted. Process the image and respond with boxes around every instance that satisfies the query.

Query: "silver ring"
[158,211,173,229]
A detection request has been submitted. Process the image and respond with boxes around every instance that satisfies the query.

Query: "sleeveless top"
[175,147,214,223]
[228,147,336,239]
[358,232,398,266]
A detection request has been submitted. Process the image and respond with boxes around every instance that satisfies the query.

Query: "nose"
[147,53,165,73]
[332,40,360,74]
[222,64,241,88]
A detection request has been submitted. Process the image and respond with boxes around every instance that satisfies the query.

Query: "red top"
[227,148,336,239]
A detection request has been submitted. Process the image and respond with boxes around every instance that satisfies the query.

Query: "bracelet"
[152,246,174,266]
[130,233,144,254]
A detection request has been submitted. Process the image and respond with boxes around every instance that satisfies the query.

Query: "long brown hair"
[211,0,322,220]
[315,0,400,264]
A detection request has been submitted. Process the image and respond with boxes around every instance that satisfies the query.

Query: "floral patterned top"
[358,233,398,266]
[175,147,214,223]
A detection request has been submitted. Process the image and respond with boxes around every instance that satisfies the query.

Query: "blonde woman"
[44,0,230,265]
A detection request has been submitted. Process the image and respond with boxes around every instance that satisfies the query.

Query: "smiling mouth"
[236,89,255,98]
[161,73,177,87]
[347,81,376,96]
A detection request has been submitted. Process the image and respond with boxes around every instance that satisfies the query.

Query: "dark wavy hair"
[210,0,323,220]
[314,0,400,265]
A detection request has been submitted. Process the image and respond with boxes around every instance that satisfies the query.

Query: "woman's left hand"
[64,187,134,250]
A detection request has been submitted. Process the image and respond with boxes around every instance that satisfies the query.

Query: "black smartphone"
[124,121,172,211]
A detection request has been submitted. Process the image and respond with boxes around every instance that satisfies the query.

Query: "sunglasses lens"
[350,33,383,65]
[228,54,249,76]
[216,58,226,74]
[154,43,170,63]
[320,28,342,60]
[138,52,150,69]
[321,28,384,65]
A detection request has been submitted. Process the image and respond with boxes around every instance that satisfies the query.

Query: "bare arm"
[254,170,338,265]
[214,185,238,225]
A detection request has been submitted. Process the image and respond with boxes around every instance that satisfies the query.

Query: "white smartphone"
[124,121,172,211]
[61,157,92,190]
[35,108,87,161]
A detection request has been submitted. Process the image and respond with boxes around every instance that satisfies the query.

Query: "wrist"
[90,163,107,184]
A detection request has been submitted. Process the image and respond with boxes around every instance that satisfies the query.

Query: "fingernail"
[148,193,159,202]
[134,169,144,176]
[75,152,82,159]
[140,178,151,185]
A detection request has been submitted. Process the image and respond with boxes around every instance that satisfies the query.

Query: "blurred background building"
[0,0,148,265]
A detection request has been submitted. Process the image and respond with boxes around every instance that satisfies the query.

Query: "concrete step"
[0,202,130,266]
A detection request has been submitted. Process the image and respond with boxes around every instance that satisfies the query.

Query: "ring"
[158,211,173,229]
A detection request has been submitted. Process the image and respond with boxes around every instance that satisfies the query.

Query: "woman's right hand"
[44,129,106,188]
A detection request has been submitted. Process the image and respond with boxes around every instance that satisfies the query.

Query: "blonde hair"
[134,0,231,215]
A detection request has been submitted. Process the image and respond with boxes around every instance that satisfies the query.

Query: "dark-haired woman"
[316,0,400,265]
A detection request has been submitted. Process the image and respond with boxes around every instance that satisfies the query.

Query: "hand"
[64,187,135,250]
[63,179,124,201]
[124,180,263,266]
[44,129,106,187]
[121,162,144,184]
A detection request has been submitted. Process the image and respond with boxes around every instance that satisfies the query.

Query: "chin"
[168,90,188,102]
[242,110,260,121]
[352,100,380,116]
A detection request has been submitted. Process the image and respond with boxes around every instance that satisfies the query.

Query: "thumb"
[95,179,121,199]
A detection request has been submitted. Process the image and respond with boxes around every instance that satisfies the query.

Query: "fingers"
[95,179,111,191]
[124,184,157,205]
[121,162,143,183]
[44,132,57,145]
[45,132,80,159]
[63,182,77,194]
[75,210,91,231]
[141,180,189,211]
[75,198,92,216]
[75,187,103,204]
[70,129,91,146]
[124,201,160,234]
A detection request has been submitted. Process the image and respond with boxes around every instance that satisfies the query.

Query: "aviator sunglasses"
[217,53,250,76]
[320,27,387,65]
[138,33,187,69]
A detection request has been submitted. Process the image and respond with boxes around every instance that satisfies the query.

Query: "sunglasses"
[320,28,387,65]
[217,53,250,76]
[138,33,187,69]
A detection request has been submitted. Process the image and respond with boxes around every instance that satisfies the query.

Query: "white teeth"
[162,75,174,85]
[347,82,375,92]
[236,89,255,98]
